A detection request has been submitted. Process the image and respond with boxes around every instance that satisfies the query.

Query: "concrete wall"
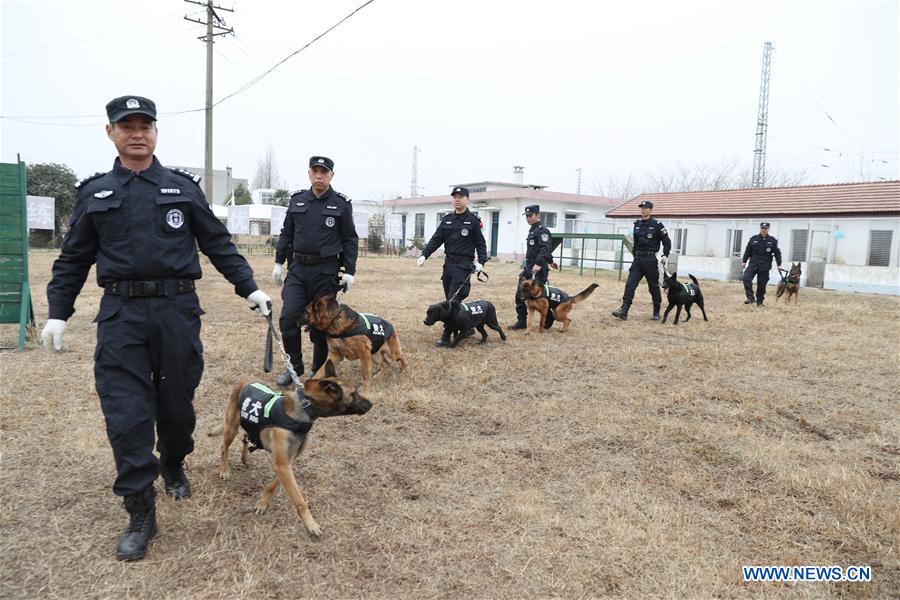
[824,264,900,295]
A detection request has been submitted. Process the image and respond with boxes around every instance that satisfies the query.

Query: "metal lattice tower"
[410,146,419,197]
[752,42,773,189]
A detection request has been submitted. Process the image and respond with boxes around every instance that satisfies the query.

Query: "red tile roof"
[387,188,619,207]
[605,181,900,218]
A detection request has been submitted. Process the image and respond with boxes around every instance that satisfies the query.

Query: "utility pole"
[576,167,582,194]
[410,146,420,197]
[185,1,233,203]
[751,41,773,189]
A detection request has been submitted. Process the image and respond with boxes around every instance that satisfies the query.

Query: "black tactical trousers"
[442,261,473,301]
[93,291,204,497]
[622,254,662,309]
[742,261,771,302]
[279,260,340,374]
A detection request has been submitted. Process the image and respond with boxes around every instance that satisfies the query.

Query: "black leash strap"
[263,305,275,373]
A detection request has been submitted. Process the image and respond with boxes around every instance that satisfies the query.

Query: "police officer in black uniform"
[741,221,782,306]
[40,95,272,561]
[510,204,554,330]
[417,186,488,346]
[273,156,358,385]
[612,200,671,320]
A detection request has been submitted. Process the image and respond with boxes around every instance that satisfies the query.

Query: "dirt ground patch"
[2,250,898,599]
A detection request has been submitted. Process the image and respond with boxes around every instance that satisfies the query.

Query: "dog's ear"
[322,359,337,378]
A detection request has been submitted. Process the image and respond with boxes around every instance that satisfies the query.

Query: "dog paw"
[254,500,269,515]
[306,523,323,538]
[219,470,230,481]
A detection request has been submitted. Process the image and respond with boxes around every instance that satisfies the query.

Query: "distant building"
[168,165,247,206]
[386,168,619,262]
[606,181,900,295]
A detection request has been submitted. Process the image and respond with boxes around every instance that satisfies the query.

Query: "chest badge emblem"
[166,208,185,229]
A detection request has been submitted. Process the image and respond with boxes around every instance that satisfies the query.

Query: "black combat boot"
[435,329,452,347]
[276,366,303,387]
[651,305,661,321]
[508,319,527,330]
[611,304,629,320]
[160,460,191,500]
[116,485,157,561]
[744,296,755,304]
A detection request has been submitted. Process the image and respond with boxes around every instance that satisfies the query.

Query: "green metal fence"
[0,158,35,350]
[549,233,635,280]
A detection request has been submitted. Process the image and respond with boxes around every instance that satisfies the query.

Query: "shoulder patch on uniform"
[290,189,307,197]
[168,168,202,184]
[541,233,549,242]
[335,191,352,203]
[75,172,105,189]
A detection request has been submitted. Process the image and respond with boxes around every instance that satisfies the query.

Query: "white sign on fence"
[270,206,287,236]
[384,213,402,240]
[227,205,250,234]
[26,195,55,230]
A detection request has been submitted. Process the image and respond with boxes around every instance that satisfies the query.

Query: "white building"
[606,181,900,295]
[386,177,619,263]
[168,165,247,206]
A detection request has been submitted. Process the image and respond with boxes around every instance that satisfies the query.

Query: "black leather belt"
[444,254,474,263]
[104,279,195,297]
[634,250,658,256]
[293,253,338,265]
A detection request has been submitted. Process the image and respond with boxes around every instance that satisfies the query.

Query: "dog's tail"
[688,274,699,287]
[207,424,224,437]
[571,283,599,304]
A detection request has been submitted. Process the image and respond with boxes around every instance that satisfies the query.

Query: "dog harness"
[542,284,569,309]
[330,313,394,354]
[680,282,696,296]
[238,383,315,452]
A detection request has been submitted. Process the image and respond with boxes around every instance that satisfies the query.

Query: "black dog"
[661,272,708,325]
[423,299,507,347]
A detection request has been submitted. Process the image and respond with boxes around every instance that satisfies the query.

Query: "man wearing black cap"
[273,156,358,382]
[40,95,272,561]
[417,186,488,346]
[741,222,782,306]
[612,199,671,320]
[510,205,554,330]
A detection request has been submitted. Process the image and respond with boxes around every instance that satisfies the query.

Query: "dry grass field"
[2,251,898,599]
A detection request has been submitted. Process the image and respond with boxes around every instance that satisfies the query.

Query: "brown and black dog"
[776,262,802,304]
[305,294,408,390]
[210,359,371,538]
[519,279,598,333]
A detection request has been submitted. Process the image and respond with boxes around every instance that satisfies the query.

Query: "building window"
[791,229,809,262]
[727,229,743,257]
[258,191,274,205]
[436,212,449,227]
[468,186,487,193]
[414,213,425,238]
[541,212,557,228]
[868,230,893,267]
[670,228,688,254]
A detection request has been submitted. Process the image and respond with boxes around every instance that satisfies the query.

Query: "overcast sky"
[2,0,897,200]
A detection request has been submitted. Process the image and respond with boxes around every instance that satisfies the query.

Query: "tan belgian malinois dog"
[209,359,371,538]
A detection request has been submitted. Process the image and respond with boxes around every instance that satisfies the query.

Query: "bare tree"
[252,145,280,190]
[593,158,808,198]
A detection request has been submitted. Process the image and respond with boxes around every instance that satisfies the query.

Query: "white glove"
[272,263,283,286]
[340,273,354,291]
[660,256,668,267]
[473,261,483,273]
[417,255,426,267]
[247,290,272,316]
[41,319,67,351]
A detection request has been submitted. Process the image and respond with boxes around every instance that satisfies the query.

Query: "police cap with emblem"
[451,186,469,197]
[106,95,157,123]
[638,200,654,209]
[309,156,334,171]
[523,204,540,215]
[760,221,771,229]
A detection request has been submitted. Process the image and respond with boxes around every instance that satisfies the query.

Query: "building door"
[401,214,407,248]
[490,212,499,257]
[806,229,830,288]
